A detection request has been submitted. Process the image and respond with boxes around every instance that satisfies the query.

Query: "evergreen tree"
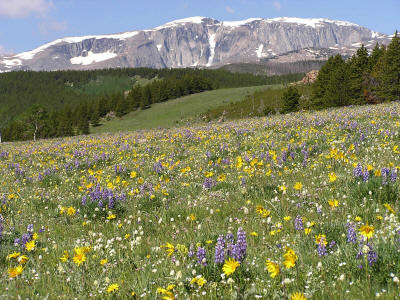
[281,86,300,113]
[91,108,101,127]
[368,43,385,71]
[311,55,344,108]
[140,86,152,109]
[324,61,351,107]
[374,32,400,101]
[348,45,369,104]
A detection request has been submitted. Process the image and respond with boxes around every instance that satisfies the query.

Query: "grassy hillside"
[92,85,272,133]
[206,84,312,120]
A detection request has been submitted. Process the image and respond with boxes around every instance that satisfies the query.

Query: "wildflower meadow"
[2,102,400,299]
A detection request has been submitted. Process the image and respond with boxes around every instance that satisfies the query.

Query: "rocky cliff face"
[0,17,392,72]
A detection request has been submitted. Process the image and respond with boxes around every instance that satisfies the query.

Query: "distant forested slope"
[0,68,304,141]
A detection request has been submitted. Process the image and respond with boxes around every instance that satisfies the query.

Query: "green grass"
[206,84,313,120]
[2,102,400,298]
[92,85,273,133]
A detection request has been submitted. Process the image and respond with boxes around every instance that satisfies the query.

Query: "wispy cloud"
[0,0,53,19]
[38,19,68,36]
[273,1,281,10]
[226,6,235,14]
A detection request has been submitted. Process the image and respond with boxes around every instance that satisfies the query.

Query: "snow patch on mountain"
[256,44,264,58]
[223,18,262,28]
[155,17,206,30]
[11,32,138,61]
[266,17,359,28]
[70,51,117,66]
[206,33,216,67]
[1,58,22,67]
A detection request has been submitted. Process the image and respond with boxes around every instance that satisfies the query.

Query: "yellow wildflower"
[222,258,240,276]
[266,260,280,278]
[25,240,35,252]
[107,283,119,293]
[8,265,23,278]
[360,224,374,239]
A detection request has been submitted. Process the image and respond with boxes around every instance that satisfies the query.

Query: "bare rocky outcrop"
[297,70,320,85]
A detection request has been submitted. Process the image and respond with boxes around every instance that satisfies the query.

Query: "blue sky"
[0,0,398,54]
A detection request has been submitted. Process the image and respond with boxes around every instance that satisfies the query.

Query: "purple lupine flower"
[81,195,87,206]
[197,246,207,266]
[21,233,31,246]
[362,168,369,182]
[281,151,287,163]
[236,227,247,262]
[231,243,241,261]
[329,240,336,249]
[382,167,390,185]
[108,195,115,209]
[317,238,327,257]
[0,214,4,239]
[347,222,357,243]
[367,247,378,266]
[353,164,363,178]
[27,224,33,232]
[391,168,397,182]
[294,216,304,231]
[214,235,225,263]
[153,161,163,174]
[226,233,234,243]
[290,151,295,160]
[203,178,216,190]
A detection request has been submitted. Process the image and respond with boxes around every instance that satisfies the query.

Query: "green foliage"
[373,32,400,101]
[0,68,301,142]
[206,85,312,121]
[281,86,300,113]
[311,32,400,108]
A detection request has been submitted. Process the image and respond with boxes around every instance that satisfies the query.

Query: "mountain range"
[0,16,393,72]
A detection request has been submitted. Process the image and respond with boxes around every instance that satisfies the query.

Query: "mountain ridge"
[0,16,392,72]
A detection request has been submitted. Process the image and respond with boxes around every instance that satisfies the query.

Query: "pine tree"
[312,55,344,108]
[91,108,101,127]
[374,32,400,101]
[368,43,385,71]
[324,62,351,107]
[140,86,152,109]
[281,86,300,113]
[348,45,369,104]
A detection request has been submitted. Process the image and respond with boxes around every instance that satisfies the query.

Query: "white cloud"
[226,6,235,14]
[38,20,68,35]
[273,1,281,10]
[0,0,53,19]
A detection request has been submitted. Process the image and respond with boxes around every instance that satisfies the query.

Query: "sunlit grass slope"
[92,85,274,133]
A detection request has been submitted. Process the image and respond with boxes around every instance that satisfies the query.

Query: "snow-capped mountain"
[0,17,392,72]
